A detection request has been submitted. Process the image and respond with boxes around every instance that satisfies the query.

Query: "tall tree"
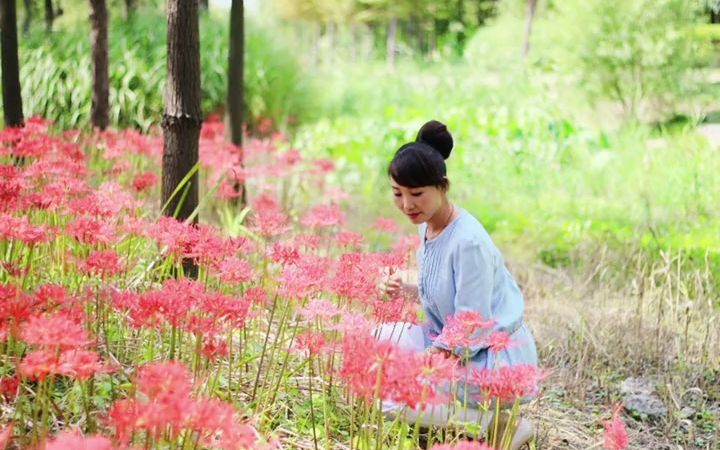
[89,0,109,130]
[43,0,53,30]
[1,0,25,128]
[522,0,537,57]
[22,0,32,34]
[227,0,245,206]
[162,0,201,223]
[386,16,397,69]
[124,0,135,20]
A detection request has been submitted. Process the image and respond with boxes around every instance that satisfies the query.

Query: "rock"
[678,407,695,419]
[619,377,668,420]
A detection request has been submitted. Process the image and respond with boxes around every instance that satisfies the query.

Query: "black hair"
[388,120,454,189]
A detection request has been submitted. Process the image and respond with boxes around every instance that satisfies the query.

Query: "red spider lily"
[20,349,113,382]
[184,397,235,435]
[378,250,407,276]
[301,203,345,229]
[393,234,420,256]
[131,171,159,192]
[0,262,27,278]
[339,332,452,409]
[430,441,494,450]
[57,350,115,380]
[250,193,290,237]
[100,128,162,160]
[603,403,629,450]
[217,178,245,199]
[0,283,40,326]
[216,257,254,284]
[420,351,463,386]
[295,330,327,356]
[0,214,52,245]
[147,216,197,257]
[124,279,197,329]
[244,286,269,306]
[278,149,302,166]
[373,217,399,233]
[0,376,19,399]
[0,164,23,210]
[331,311,374,336]
[313,158,335,174]
[106,399,139,445]
[372,296,419,324]
[19,350,61,381]
[434,311,496,350]
[80,249,123,277]
[293,233,321,250]
[336,231,364,249]
[470,364,540,405]
[296,298,343,322]
[44,430,114,450]
[269,242,300,265]
[484,331,517,354]
[109,361,261,448]
[278,255,330,300]
[216,421,263,450]
[66,216,117,246]
[34,283,72,309]
[185,224,237,265]
[136,361,193,400]
[20,314,89,350]
[67,182,138,218]
[329,252,382,304]
[202,338,230,361]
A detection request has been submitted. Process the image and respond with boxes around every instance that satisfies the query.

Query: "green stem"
[251,294,279,402]
[308,355,319,450]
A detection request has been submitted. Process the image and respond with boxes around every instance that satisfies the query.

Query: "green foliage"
[15,13,314,131]
[547,0,706,119]
[294,60,720,277]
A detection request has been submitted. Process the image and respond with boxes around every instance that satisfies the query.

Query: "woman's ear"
[442,176,450,192]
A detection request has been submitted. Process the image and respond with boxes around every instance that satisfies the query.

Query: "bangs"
[388,142,446,188]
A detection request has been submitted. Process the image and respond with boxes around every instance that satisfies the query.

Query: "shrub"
[14,13,315,131]
[548,0,705,120]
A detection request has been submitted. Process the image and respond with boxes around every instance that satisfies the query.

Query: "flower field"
[0,117,569,449]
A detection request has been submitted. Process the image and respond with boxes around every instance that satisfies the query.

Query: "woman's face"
[391,179,444,225]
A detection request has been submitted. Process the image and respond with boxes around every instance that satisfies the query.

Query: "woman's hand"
[426,346,456,359]
[380,277,419,302]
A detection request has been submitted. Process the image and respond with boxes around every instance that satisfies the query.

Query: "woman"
[379,120,538,449]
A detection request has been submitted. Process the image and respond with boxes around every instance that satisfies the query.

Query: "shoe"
[508,417,535,450]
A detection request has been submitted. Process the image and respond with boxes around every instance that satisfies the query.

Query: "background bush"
[14,13,315,131]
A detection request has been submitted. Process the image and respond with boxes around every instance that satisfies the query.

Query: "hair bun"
[416,120,453,160]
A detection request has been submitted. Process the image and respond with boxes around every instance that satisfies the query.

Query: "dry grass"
[513,245,720,449]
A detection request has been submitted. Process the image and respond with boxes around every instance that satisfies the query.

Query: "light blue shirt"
[417,208,538,369]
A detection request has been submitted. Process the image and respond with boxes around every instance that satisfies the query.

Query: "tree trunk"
[1,0,25,128]
[22,0,32,34]
[455,0,466,55]
[311,22,320,67]
[162,0,201,222]
[89,0,109,130]
[386,17,397,70]
[522,0,538,58]
[124,0,134,20]
[326,20,335,63]
[227,0,245,206]
[43,0,53,30]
